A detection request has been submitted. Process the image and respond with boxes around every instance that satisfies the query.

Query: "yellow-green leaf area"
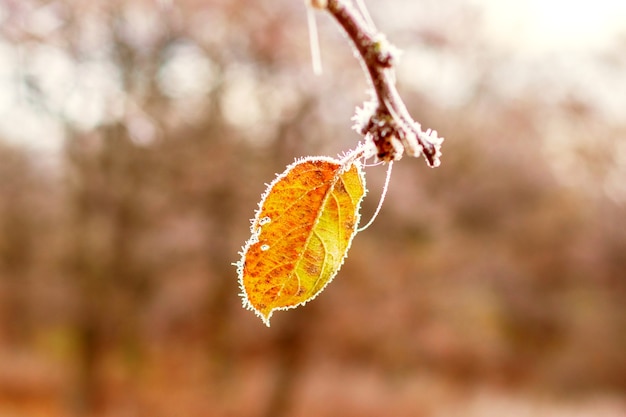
[238,157,366,326]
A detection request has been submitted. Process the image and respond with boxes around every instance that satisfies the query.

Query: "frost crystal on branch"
[370,33,402,68]
[326,0,444,167]
[419,129,444,167]
[352,92,377,133]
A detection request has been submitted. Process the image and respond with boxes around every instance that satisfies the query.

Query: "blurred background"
[0,0,625,416]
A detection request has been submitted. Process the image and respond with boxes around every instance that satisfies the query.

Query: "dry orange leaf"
[237,156,366,326]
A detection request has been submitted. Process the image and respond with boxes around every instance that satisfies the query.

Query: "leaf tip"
[260,311,272,327]
[249,300,274,327]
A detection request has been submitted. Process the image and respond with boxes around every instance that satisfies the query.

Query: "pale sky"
[474,0,626,53]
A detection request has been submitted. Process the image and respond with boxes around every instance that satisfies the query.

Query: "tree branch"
[313,0,443,167]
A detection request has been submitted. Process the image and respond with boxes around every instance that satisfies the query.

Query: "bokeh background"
[0,0,625,416]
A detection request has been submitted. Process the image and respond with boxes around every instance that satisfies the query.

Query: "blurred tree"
[0,145,37,345]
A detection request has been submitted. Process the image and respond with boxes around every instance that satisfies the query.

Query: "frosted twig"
[320,0,444,167]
